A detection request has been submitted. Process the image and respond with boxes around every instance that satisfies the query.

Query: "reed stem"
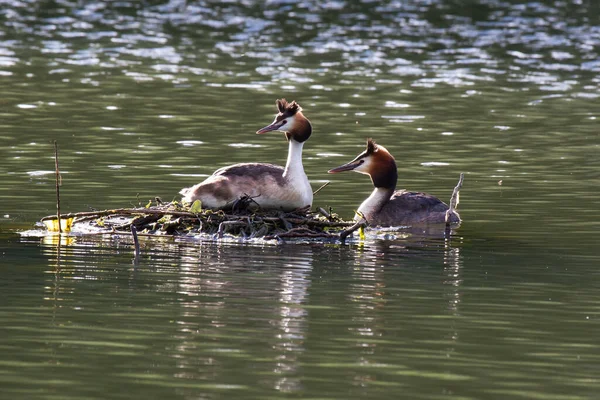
[54,140,62,234]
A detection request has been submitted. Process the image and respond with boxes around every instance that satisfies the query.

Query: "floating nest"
[38,197,364,244]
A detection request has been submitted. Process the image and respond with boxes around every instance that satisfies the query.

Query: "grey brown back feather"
[214,163,286,186]
[369,190,457,225]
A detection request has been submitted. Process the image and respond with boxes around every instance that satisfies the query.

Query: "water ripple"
[2,4,599,95]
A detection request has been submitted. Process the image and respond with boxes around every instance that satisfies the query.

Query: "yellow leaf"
[42,235,75,246]
[43,217,74,233]
[353,210,367,241]
[190,200,202,214]
[145,200,152,209]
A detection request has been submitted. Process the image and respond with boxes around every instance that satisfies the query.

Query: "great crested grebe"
[328,138,460,226]
[180,99,313,211]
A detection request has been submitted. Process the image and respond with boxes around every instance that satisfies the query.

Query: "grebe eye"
[281,120,287,125]
[359,160,365,164]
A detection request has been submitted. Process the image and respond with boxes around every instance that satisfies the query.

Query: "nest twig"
[40,200,362,243]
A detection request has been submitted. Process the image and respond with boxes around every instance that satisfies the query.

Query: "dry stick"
[312,181,330,196]
[53,140,62,234]
[445,173,464,226]
[41,208,205,221]
[317,207,331,219]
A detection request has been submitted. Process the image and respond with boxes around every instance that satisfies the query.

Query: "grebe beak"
[256,121,284,134]
[328,159,363,173]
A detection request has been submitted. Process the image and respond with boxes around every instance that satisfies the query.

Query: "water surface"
[1,1,599,399]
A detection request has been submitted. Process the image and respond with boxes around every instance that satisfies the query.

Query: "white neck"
[283,139,305,178]
[356,187,393,221]
[282,138,313,208]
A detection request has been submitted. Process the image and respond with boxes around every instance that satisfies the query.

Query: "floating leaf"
[190,200,202,214]
[145,200,152,209]
[43,217,74,233]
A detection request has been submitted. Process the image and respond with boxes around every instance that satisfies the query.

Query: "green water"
[1,1,600,399]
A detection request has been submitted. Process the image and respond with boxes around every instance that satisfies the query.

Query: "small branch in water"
[54,140,62,234]
[446,173,464,226]
[131,224,141,262]
[217,221,247,238]
[312,181,330,196]
[339,217,367,244]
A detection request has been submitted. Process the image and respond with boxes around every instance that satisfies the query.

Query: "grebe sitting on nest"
[180,99,313,211]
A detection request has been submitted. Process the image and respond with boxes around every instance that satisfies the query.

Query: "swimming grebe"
[180,99,313,211]
[328,139,460,226]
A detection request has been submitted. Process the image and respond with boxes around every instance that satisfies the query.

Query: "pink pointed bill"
[256,122,282,134]
[328,161,361,173]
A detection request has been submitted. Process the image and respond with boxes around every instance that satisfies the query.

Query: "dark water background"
[1,1,599,399]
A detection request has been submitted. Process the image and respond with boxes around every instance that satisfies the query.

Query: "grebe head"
[256,99,312,143]
[328,138,398,189]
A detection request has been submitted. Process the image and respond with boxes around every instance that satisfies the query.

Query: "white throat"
[356,187,393,221]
